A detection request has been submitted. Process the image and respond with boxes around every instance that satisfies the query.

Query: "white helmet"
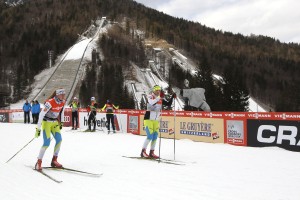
[56,88,65,95]
[91,97,95,101]
[73,97,78,100]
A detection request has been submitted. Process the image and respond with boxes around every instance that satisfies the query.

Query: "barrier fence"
[1,109,299,152]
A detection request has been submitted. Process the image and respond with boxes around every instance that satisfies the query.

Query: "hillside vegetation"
[0,0,299,111]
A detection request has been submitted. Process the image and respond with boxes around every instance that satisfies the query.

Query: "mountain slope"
[0,0,299,110]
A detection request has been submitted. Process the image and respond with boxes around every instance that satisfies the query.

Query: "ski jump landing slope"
[35,19,105,104]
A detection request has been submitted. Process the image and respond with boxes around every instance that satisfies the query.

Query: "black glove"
[59,122,63,130]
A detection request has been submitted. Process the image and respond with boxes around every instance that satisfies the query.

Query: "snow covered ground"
[1,123,300,200]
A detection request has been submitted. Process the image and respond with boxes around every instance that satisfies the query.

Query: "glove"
[59,122,63,130]
[156,96,161,101]
[35,128,41,138]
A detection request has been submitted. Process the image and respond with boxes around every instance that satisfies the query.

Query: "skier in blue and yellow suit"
[141,85,176,158]
[34,88,66,171]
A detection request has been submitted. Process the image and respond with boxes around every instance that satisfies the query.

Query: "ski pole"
[173,97,176,160]
[158,117,162,163]
[158,107,164,163]
[6,137,35,163]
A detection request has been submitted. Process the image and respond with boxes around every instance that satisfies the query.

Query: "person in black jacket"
[101,99,119,134]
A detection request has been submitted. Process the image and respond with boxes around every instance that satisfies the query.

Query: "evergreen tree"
[194,55,221,111]
[222,65,249,111]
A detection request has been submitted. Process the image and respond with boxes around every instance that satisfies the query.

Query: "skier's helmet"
[91,97,95,101]
[152,85,161,92]
[56,88,65,95]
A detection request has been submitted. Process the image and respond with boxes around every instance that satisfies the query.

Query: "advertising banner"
[247,119,300,152]
[11,111,24,123]
[139,115,224,143]
[127,114,139,135]
[63,109,72,127]
[78,111,127,132]
[225,120,246,146]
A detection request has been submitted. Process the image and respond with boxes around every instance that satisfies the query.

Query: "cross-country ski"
[122,156,185,166]
[32,168,62,183]
[42,166,102,176]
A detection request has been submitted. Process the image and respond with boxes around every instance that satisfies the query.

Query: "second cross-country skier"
[141,85,176,158]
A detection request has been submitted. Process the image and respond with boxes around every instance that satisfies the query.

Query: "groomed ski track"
[2,123,300,200]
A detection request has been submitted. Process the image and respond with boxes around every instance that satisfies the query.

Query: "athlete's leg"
[150,120,159,150]
[51,121,62,156]
[37,121,52,159]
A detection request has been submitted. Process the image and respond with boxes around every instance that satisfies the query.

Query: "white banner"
[79,111,127,132]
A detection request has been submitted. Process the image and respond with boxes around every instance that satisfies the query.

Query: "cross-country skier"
[101,99,119,134]
[141,85,176,158]
[34,88,66,171]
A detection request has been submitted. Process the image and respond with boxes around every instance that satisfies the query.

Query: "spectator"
[32,100,41,124]
[86,97,99,132]
[101,99,119,134]
[23,100,32,124]
[69,97,80,130]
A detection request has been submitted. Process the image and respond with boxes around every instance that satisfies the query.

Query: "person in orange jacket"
[34,88,66,171]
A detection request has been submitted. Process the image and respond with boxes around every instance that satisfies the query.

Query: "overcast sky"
[134,0,300,44]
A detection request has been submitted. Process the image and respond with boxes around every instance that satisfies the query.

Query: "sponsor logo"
[128,110,140,114]
[64,116,70,122]
[224,113,246,118]
[159,120,169,133]
[180,130,211,137]
[274,113,300,120]
[257,125,299,145]
[185,112,203,117]
[204,113,223,118]
[247,120,300,152]
[247,113,271,119]
[180,121,212,137]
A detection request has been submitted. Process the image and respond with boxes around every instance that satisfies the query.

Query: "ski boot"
[51,156,63,168]
[149,150,159,159]
[140,148,149,158]
[35,159,42,171]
